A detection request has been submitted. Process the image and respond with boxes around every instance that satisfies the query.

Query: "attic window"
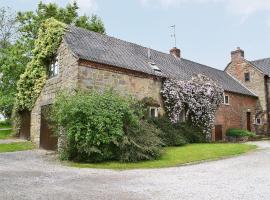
[149,62,161,72]
[49,56,59,78]
[244,72,250,82]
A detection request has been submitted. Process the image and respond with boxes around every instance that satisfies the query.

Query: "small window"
[149,62,161,72]
[244,72,250,82]
[49,56,59,78]
[224,95,229,105]
[255,118,261,125]
[149,107,158,118]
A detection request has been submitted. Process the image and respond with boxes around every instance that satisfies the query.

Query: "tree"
[0,7,17,48]
[161,74,224,140]
[0,1,106,118]
[17,1,105,53]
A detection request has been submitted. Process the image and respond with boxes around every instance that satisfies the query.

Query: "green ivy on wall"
[14,18,67,112]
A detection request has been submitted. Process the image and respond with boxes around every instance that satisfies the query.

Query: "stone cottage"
[226,47,270,135]
[20,26,258,150]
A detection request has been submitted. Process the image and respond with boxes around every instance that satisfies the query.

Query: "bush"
[0,119,11,127]
[177,123,206,143]
[150,117,187,146]
[117,120,163,162]
[226,128,256,138]
[51,90,162,163]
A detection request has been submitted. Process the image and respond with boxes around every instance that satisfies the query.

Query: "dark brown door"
[19,111,31,140]
[215,125,223,141]
[40,106,57,150]
[247,112,251,131]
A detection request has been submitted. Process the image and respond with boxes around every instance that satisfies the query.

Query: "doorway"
[40,105,57,150]
[215,125,223,141]
[247,112,251,131]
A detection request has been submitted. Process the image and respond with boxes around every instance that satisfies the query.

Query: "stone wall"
[225,61,266,134]
[212,92,257,141]
[30,41,79,144]
[78,60,164,115]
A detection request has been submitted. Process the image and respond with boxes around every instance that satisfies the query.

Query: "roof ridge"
[251,57,270,62]
[68,25,224,72]
[68,25,173,58]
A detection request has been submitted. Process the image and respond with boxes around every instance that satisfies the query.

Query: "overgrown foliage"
[15,18,66,111]
[0,2,106,118]
[226,128,256,138]
[161,74,224,140]
[150,116,187,146]
[51,90,162,163]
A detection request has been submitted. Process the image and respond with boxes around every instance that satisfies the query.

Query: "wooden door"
[19,111,31,140]
[215,125,223,141]
[40,106,57,150]
[247,112,251,131]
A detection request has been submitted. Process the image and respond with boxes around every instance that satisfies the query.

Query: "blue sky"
[2,0,270,70]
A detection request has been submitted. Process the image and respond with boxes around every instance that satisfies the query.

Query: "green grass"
[0,142,35,153]
[0,129,13,139]
[68,143,256,170]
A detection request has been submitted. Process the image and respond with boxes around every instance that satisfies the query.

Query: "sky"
[2,0,270,70]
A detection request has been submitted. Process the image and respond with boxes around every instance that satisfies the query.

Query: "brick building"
[21,26,258,149]
[226,47,270,135]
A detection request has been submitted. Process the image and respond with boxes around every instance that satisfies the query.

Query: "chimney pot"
[231,47,244,63]
[170,47,181,58]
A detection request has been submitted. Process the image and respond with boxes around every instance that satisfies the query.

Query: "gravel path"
[0,141,270,200]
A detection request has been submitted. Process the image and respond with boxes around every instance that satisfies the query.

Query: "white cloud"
[43,0,98,15]
[139,0,270,16]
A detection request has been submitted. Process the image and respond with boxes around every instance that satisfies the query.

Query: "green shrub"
[226,128,256,138]
[0,119,11,128]
[150,116,187,146]
[177,123,206,143]
[118,120,163,162]
[51,90,162,163]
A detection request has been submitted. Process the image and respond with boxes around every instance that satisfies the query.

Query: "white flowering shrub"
[161,74,224,140]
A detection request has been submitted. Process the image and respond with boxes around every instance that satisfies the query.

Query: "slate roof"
[64,26,256,97]
[250,58,270,76]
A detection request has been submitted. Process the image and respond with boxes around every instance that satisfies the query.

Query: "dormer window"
[244,72,250,82]
[49,56,59,78]
[149,62,161,72]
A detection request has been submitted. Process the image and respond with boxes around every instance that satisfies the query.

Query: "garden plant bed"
[67,143,256,170]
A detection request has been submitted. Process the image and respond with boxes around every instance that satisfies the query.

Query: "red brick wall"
[212,92,257,141]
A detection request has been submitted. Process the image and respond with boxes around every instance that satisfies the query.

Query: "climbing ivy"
[14,18,67,112]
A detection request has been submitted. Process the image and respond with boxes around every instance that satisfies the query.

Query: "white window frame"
[255,118,262,125]
[49,56,59,78]
[149,107,159,118]
[224,95,230,105]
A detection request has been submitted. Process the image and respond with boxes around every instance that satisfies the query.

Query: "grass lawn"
[69,143,256,170]
[0,142,35,153]
[0,129,13,139]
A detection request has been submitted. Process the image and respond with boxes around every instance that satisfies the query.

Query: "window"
[149,107,158,118]
[49,56,59,78]
[224,95,229,105]
[148,62,161,72]
[255,118,262,125]
[244,72,250,82]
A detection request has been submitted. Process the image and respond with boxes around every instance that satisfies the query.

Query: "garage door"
[40,106,57,150]
[19,111,31,140]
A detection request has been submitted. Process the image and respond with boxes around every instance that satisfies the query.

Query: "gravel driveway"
[0,141,270,200]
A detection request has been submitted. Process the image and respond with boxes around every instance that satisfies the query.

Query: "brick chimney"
[231,47,244,63]
[170,47,181,58]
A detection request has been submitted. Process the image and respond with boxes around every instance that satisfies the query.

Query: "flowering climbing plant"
[161,74,224,140]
